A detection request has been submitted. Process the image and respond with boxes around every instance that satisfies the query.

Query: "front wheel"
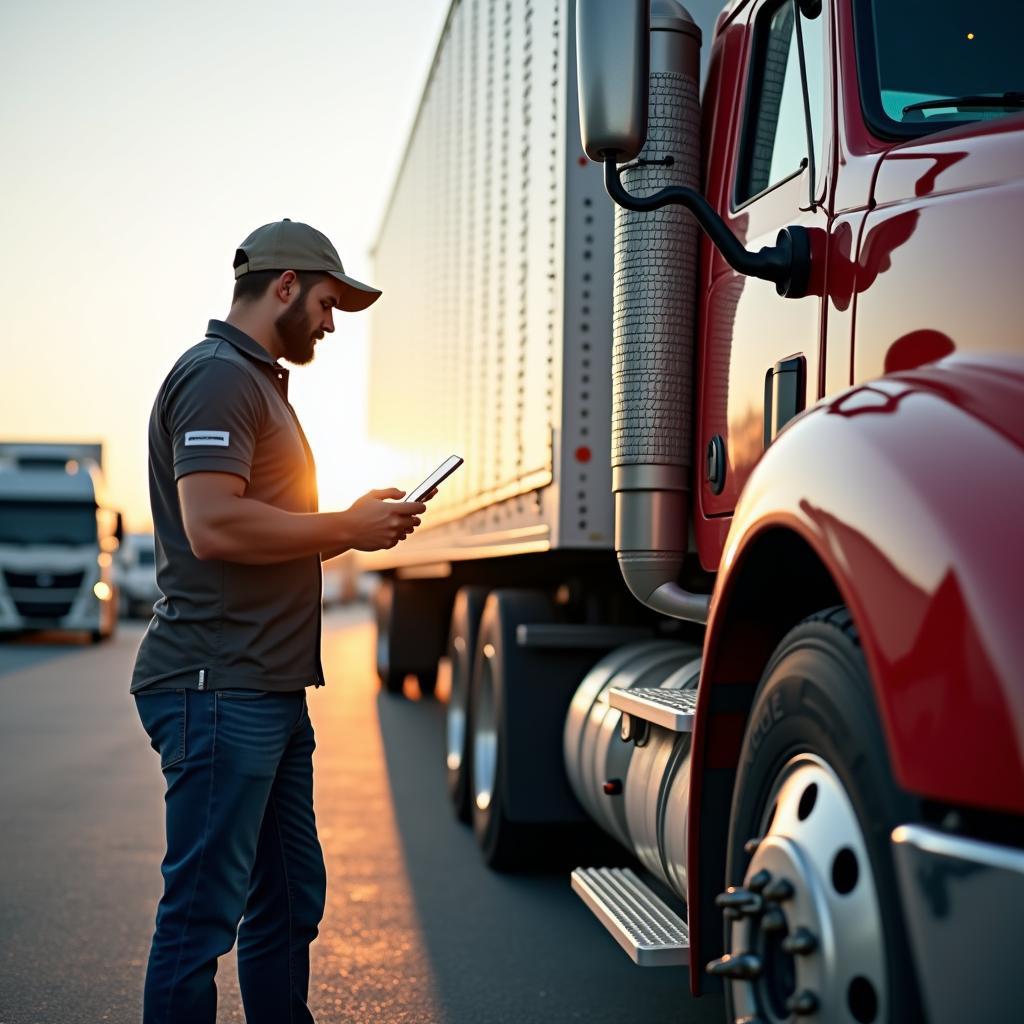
[717,607,923,1024]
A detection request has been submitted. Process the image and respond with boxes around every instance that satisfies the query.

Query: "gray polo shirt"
[130,320,325,693]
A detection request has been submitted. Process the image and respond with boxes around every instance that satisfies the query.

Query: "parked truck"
[365,0,1023,1020]
[0,442,122,642]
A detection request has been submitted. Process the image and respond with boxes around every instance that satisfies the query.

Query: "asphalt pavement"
[0,606,722,1024]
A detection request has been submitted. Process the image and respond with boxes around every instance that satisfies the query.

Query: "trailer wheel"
[373,577,449,696]
[373,579,406,692]
[470,589,594,870]
[714,607,922,1024]
[445,586,489,823]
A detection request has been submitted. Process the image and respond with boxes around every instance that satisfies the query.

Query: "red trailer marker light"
[575,446,592,463]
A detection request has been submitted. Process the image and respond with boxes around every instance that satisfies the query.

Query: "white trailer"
[368,0,616,565]
[0,442,122,641]
[363,0,723,873]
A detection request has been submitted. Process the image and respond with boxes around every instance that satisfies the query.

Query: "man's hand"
[345,488,427,551]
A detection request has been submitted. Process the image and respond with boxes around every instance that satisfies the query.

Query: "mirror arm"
[602,158,811,298]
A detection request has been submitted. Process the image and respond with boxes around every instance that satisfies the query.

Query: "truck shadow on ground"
[375,687,723,1024]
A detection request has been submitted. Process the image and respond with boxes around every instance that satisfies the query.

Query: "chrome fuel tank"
[564,640,701,898]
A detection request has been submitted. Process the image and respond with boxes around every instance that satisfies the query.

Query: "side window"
[735,0,825,206]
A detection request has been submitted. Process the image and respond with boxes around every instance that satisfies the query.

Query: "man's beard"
[275,299,318,366]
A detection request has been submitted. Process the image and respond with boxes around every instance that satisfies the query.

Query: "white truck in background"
[0,442,122,642]
[115,531,160,619]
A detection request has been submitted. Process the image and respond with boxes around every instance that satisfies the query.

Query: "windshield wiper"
[903,91,1024,114]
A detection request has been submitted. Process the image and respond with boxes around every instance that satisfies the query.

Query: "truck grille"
[3,570,86,621]
[13,600,75,620]
[4,569,85,590]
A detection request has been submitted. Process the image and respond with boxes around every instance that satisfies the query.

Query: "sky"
[0,0,451,530]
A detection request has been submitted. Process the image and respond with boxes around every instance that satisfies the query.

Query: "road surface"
[0,605,721,1024]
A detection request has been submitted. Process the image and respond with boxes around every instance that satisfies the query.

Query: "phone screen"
[406,455,464,502]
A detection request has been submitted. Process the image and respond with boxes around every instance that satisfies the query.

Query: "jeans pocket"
[134,690,187,769]
[216,688,269,700]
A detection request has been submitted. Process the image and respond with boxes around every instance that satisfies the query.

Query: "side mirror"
[576,0,650,162]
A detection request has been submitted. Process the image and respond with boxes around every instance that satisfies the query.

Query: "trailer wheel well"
[693,526,846,992]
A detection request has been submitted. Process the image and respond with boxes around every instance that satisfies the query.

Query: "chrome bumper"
[892,823,1024,1023]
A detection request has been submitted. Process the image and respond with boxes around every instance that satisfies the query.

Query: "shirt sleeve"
[165,357,264,484]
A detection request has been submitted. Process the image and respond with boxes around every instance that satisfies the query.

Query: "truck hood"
[874,111,1024,205]
[890,353,1024,451]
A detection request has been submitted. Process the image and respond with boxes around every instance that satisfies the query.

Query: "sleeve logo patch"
[184,430,230,447]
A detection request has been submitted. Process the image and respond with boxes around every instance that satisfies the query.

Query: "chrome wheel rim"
[727,754,887,1024]
[445,636,467,772]
[472,643,497,812]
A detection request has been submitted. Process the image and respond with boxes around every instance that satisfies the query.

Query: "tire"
[470,589,597,870]
[445,586,489,823]
[374,577,449,696]
[417,663,438,698]
[718,607,923,1024]
[373,578,407,693]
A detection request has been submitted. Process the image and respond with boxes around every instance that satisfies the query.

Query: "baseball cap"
[233,219,382,312]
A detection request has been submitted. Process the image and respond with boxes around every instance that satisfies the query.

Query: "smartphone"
[405,455,464,503]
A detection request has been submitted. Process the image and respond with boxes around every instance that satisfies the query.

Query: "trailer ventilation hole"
[797,782,817,820]
[832,847,859,894]
[847,976,878,1023]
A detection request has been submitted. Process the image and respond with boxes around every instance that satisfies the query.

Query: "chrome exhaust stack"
[609,2,708,624]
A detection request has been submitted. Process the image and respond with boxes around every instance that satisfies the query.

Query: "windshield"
[0,501,97,545]
[862,1,1023,135]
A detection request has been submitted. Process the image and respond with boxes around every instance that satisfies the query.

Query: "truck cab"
[572,1,1023,1020]
[695,0,1023,546]
[0,443,122,642]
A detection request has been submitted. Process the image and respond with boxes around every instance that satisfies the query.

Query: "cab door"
[696,0,832,567]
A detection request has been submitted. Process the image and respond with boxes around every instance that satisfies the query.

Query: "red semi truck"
[367,1,1023,1019]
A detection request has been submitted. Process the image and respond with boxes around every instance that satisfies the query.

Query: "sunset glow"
[0,0,450,531]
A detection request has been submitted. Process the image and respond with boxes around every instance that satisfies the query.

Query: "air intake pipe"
[611,1,709,624]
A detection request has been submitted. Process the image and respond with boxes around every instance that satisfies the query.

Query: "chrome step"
[571,866,690,967]
[607,686,697,732]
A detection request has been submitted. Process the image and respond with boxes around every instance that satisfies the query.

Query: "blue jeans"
[135,688,326,1024]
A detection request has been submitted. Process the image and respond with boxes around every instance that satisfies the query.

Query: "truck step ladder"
[607,686,698,732]
[571,866,690,966]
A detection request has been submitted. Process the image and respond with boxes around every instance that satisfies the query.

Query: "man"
[130,219,433,1024]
